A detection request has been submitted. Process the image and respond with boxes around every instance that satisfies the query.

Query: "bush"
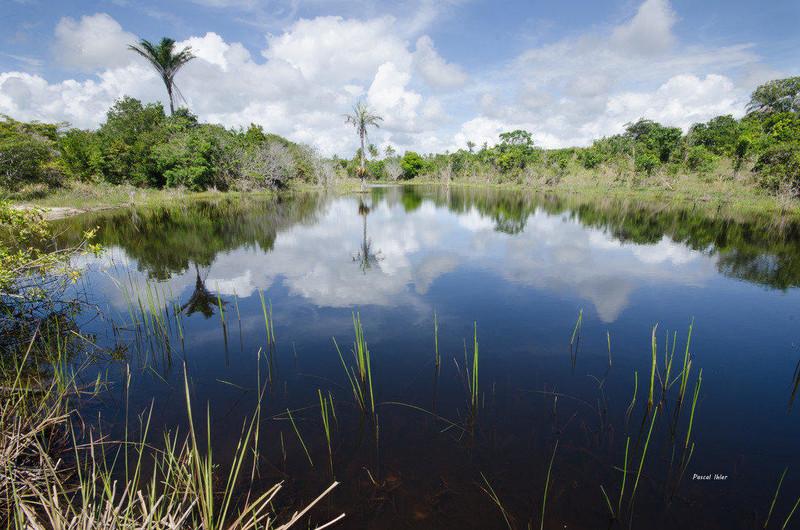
[153,124,229,191]
[234,139,297,189]
[91,97,167,187]
[635,152,659,176]
[754,142,800,191]
[60,129,96,181]
[0,116,61,189]
[686,145,716,172]
[581,147,603,169]
[400,151,424,180]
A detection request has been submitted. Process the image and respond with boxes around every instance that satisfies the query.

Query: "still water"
[57,185,800,528]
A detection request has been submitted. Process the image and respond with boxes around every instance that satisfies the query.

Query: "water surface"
[55,185,800,528]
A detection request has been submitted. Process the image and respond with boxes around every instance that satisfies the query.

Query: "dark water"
[55,185,800,529]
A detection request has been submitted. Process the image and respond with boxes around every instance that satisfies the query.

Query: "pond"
[53,185,800,528]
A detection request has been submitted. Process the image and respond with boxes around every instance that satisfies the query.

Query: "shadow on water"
[44,186,800,528]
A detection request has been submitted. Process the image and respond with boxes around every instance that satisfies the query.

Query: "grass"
[3,178,362,219]
[1,340,344,528]
[286,408,314,468]
[333,312,375,416]
[478,473,513,530]
[766,467,788,529]
[319,389,334,475]
[405,159,800,220]
[540,439,559,530]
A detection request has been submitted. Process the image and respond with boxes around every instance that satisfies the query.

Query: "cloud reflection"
[82,194,716,323]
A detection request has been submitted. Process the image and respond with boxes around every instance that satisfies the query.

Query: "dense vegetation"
[1,77,799,203]
[2,97,336,193]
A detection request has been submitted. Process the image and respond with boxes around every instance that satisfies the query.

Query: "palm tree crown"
[343,101,383,181]
[128,37,195,115]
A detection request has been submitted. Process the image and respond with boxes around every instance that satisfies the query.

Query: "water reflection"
[59,186,800,323]
[353,198,382,273]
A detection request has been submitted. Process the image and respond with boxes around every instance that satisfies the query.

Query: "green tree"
[746,77,800,116]
[92,96,166,186]
[0,116,60,189]
[343,100,383,186]
[689,115,741,155]
[400,151,424,180]
[128,37,196,115]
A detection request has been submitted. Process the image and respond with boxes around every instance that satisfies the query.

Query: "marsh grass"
[540,439,559,530]
[478,472,512,530]
[333,312,374,416]
[319,389,334,475]
[1,296,345,529]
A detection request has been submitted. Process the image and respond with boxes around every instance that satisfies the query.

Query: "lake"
[54,184,800,528]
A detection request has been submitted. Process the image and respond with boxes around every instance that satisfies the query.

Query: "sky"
[0,0,797,156]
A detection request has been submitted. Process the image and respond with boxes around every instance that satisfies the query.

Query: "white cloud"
[413,35,467,89]
[609,0,677,57]
[0,13,462,155]
[53,13,138,71]
[453,0,770,148]
[262,16,410,84]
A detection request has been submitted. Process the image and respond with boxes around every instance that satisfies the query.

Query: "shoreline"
[6,175,799,222]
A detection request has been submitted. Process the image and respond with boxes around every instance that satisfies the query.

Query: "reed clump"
[1,344,344,529]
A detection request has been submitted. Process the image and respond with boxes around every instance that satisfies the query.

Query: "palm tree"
[128,37,195,115]
[343,101,383,190]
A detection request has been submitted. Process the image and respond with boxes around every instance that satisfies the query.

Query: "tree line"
[378,77,800,194]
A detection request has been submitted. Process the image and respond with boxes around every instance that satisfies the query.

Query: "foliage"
[0,202,96,292]
[153,122,231,191]
[400,151,424,180]
[746,76,800,115]
[343,100,383,175]
[0,116,61,190]
[91,96,167,186]
[493,130,541,172]
[688,115,741,155]
[128,37,195,115]
[685,145,716,172]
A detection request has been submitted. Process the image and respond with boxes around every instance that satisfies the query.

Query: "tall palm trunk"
[166,80,175,115]
[360,131,366,191]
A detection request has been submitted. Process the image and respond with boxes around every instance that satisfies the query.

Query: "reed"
[286,408,314,468]
[569,309,583,375]
[319,389,334,475]
[648,324,657,410]
[783,494,800,529]
[765,467,788,529]
[617,437,630,515]
[541,438,559,530]
[333,312,375,416]
[4,348,343,528]
[479,472,513,529]
[628,408,657,514]
[599,484,615,520]
[624,372,638,433]
[460,322,480,419]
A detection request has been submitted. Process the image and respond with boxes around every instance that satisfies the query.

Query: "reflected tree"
[181,263,220,318]
[352,199,382,273]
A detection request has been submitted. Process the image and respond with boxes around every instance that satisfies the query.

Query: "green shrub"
[0,116,60,189]
[400,151,424,180]
[686,145,716,172]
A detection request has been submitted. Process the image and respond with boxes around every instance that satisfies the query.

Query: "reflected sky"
[79,189,718,323]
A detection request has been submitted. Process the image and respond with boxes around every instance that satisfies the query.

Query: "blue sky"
[1,0,797,155]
